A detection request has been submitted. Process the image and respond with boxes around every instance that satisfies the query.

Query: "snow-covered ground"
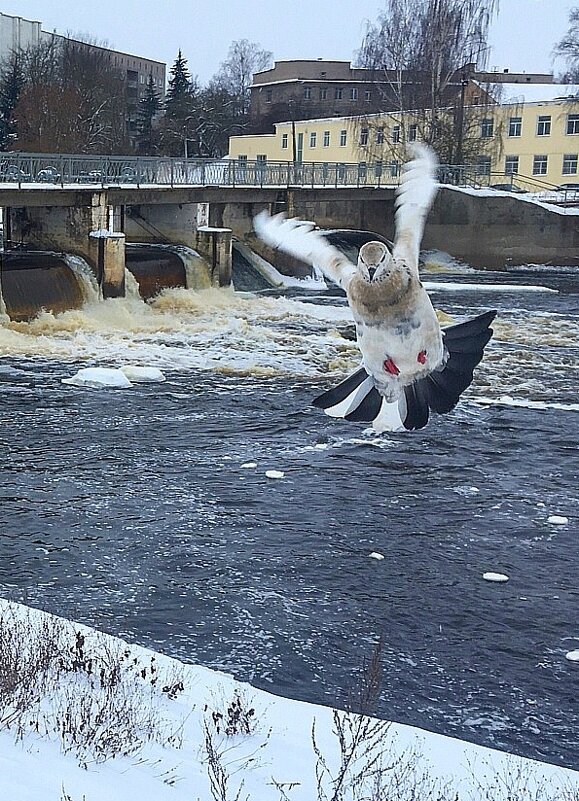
[0,599,576,801]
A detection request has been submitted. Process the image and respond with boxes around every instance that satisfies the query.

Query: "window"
[256,154,267,162]
[319,88,328,100]
[237,154,247,162]
[391,125,401,143]
[358,162,367,179]
[508,116,522,137]
[472,94,481,105]
[389,160,400,177]
[533,154,548,175]
[365,89,372,101]
[335,87,343,100]
[375,127,384,145]
[359,127,369,146]
[537,115,551,136]
[480,118,494,138]
[303,87,312,100]
[408,124,418,142]
[339,129,347,146]
[562,153,578,174]
[476,156,491,176]
[374,161,383,178]
[265,89,272,103]
[567,114,579,134]
[323,130,330,147]
[281,133,288,149]
[505,155,519,175]
[350,87,358,100]
[309,131,317,148]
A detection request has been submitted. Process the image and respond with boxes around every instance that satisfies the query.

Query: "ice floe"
[565,650,579,662]
[265,470,285,479]
[119,365,166,382]
[483,572,510,583]
[547,515,569,525]
[369,552,385,560]
[61,367,132,388]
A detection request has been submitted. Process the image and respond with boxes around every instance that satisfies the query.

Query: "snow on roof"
[496,82,579,104]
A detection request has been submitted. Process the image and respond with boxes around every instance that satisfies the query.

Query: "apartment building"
[0,11,165,141]
[231,82,579,188]
[249,58,555,134]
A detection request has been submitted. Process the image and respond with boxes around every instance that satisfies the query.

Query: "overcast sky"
[6,0,574,83]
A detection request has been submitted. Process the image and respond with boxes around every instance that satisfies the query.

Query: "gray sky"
[6,0,573,83]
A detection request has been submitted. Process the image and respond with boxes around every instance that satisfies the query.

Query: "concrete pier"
[89,231,126,298]
[195,227,232,287]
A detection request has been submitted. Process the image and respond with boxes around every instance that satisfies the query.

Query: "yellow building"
[228,83,579,188]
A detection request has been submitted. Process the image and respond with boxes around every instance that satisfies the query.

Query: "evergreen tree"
[0,54,25,150]
[160,50,199,156]
[136,74,162,154]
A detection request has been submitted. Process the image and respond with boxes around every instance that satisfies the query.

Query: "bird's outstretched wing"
[392,143,439,274]
[253,211,356,290]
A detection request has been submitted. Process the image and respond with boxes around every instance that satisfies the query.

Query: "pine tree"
[0,54,25,150]
[160,50,199,156]
[136,74,162,154]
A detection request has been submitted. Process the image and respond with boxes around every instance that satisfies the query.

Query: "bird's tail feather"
[312,310,497,431]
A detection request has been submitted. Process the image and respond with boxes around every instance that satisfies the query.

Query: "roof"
[496,83,579,104]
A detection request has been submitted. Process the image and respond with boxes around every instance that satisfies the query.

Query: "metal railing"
[0,153,573,199]
[0,153,403,189]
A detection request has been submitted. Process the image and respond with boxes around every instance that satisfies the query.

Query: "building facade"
[0,11,165,143]
[231,83,579,189]
[249,58,555,134]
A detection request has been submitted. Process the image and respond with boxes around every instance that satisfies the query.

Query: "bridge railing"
[0,152,564,194]
[0,153,407,189]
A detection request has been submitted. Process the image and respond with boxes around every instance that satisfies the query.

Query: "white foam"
[423,281,557,293]
[474,396,579,413]
[61,367,132,388]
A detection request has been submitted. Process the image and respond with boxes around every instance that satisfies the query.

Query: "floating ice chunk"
[62,367,132,388]
[483,572,509,583]
[119,365,166,382]
[547,515,569,525]
[314,443,328,450]
[369,552,385,560]
[241,462,257,469]
[565,650,579,662]
[265,470,285,479]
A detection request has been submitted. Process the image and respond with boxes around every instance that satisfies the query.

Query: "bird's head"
[357,241,394,283]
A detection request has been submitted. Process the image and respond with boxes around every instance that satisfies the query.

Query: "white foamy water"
[0,271,576,408]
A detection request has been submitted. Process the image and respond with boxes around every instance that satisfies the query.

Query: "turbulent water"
[0,255,578,769]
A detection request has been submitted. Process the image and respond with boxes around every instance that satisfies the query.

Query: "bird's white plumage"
[393,144,439,269]
[253,212,355,289]
[253,145,452,431]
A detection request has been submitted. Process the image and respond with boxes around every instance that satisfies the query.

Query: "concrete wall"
[222,187,579,269]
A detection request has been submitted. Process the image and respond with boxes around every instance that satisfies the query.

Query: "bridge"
[0,152,577,300]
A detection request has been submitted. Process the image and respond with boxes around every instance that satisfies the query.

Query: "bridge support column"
[195,227,232,287]
[89,231,126,299]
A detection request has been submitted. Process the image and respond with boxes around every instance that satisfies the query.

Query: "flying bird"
[253,144,496,431]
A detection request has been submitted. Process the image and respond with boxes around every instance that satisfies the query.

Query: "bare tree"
[356,0,500,165]
[554,7,579,82]
[213,39,272,119]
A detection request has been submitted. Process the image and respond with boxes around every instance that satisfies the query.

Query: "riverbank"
[0,598,577,801]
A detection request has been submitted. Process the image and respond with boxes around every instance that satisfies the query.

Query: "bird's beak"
[367,267,376,280]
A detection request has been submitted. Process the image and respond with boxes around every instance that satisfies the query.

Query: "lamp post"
[455,75,469,172]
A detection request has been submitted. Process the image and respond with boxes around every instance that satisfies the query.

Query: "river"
[0,254,577,769]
